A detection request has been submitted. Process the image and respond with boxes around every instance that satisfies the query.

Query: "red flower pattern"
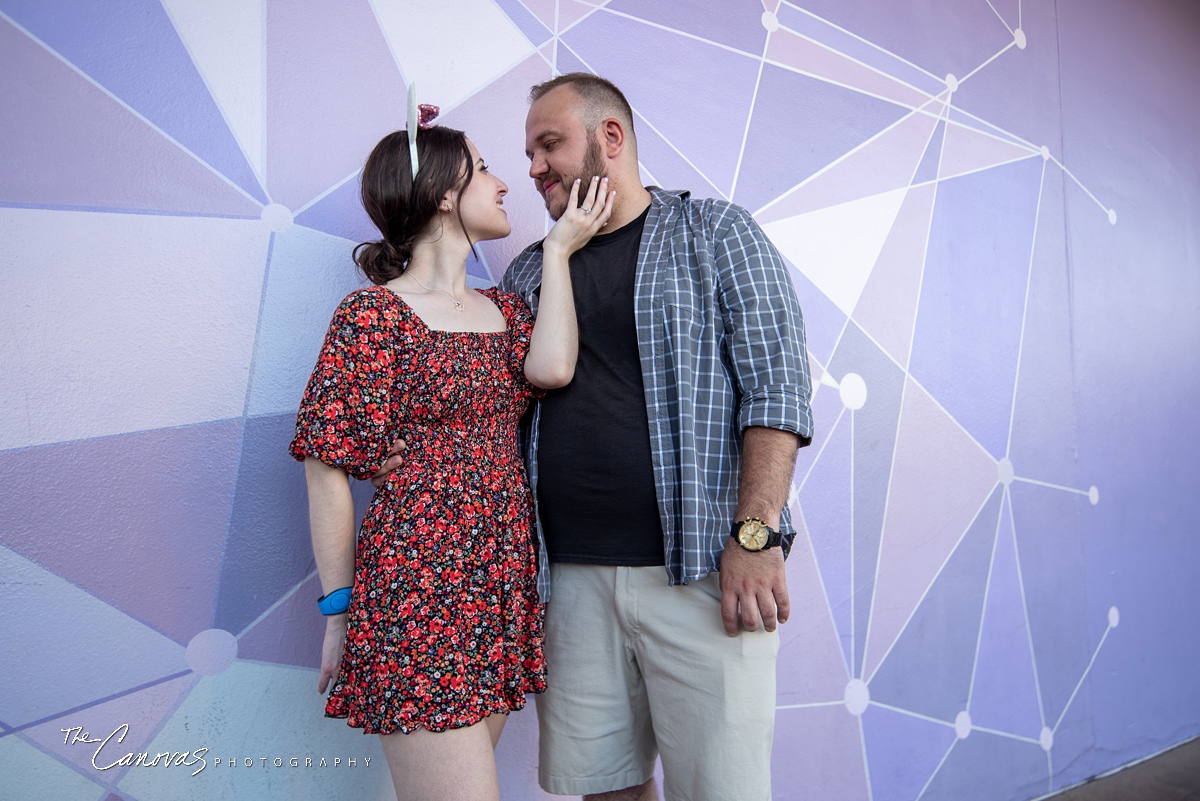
[290,285,546,734]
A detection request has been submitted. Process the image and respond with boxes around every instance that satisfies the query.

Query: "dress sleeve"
[289,288,398,479]
[488,288,547,401]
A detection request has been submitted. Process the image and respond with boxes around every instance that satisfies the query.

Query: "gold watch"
[731,517,783,551]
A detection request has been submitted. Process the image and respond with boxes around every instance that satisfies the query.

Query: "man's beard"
[547,137,607,220]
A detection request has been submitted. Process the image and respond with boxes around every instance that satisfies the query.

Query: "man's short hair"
[529,73,637,143]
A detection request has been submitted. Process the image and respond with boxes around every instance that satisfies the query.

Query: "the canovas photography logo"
[60,724,374,777]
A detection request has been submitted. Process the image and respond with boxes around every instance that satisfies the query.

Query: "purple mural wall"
[2,1,1198,799]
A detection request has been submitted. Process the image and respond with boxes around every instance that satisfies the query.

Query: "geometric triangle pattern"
[869,486,1002,720]
[862,703,958,801]
[1,0,267,204]
[0,1,1160,799]
[968,492,1045,739]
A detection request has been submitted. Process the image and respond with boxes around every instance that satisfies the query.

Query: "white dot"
[844,679,870,716]
[186,629,238,676]
[1108,606,1120,628]
[945,73,959,92]
[261,203,294,233]
[1088,486,1100,505]
[1107,209,1117,225]
[839,373,867,410]
[1040,145,1051,160]
[997,458,1015,486]
[761,11,779,32]
[1014,28,1027,49]
[954,710,972,739]
[1040,726,1054,751]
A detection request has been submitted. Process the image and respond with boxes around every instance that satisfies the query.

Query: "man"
[379,74,812,800]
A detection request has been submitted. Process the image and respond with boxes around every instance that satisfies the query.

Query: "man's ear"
[600,118,626,158]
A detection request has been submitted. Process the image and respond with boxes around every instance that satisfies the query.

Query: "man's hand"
[370,437,406,488]
[318,615,348,693]
[719,538,790,636]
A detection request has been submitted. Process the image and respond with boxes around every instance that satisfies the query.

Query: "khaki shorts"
[536,564,779,800]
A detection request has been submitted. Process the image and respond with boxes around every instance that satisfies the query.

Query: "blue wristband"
[317,586,353,615]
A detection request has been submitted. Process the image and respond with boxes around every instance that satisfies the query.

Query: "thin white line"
[859,714,875,801]
[943,115,1041,153]
[1048,155,1111,215]
[558,0,614,38]
[906,97,949,186]
[870,701,955,729]
[1011,476,1090,496]
[753,94,944,218]
[769,25,940,104]
[511,0,551,37]
[850,408,856,676]
[791,501,853,680]
[588,5,762,61]
[1004,159,1048,457]
[792,405,847,501]
[558,40,728,199]
[1047,749,1054,796]
[865,483,999,684]
[950,104,1042,150]
[293,168,360,217]
[775,700,844,710]
[971,723,1041,744]
[627,106,728,199]
[534,45,556,71]
[777,0,944,83]
[259,0,270,201]
[728,32,772,199]
[909,152,1040,189]
[760,57,933,119]
[157,0,270,195]
[234,569,317,638]
[957,41,1016,89]
[1019,0,1023,29]
[965,488,1006,707]
[983,0,1015,34]
[0,10,264,210]
[916,740,957,800]
[638,159,662,187]
[1005,488,1048,728]
[859,97,952,679]
[1053,625,1112,732]
[553,0,560,64]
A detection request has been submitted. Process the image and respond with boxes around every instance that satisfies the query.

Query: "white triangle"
[161,0,266,184]
[763,187,908,316]
[371,0,536,109]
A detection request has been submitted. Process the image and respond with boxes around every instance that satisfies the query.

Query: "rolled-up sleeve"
[713,206,814,446]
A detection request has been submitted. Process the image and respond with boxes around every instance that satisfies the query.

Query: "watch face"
[738,520,769,550]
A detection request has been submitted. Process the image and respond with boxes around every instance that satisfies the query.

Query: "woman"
[289,119,615,800]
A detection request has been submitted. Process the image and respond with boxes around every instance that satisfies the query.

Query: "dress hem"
[326,685,547,736]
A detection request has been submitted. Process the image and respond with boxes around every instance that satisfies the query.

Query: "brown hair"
[353,126,474,285]
[529,73,637,150]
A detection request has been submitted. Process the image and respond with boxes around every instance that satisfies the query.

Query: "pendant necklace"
[407,272,468,312]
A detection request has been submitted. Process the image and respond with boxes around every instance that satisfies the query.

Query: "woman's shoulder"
[330,285,403,327]
[478,286,532,324]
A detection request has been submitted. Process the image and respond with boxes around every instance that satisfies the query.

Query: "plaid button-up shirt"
[500,187,813,600]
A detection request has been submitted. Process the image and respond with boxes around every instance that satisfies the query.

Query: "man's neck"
[601,183,653,232]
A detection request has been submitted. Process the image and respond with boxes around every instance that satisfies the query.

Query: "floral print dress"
[290,285,546,734]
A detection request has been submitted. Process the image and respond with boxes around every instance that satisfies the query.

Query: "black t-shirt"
[537,206,664,565]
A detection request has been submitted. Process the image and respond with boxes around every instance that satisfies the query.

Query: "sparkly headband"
[407,83,440,181]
